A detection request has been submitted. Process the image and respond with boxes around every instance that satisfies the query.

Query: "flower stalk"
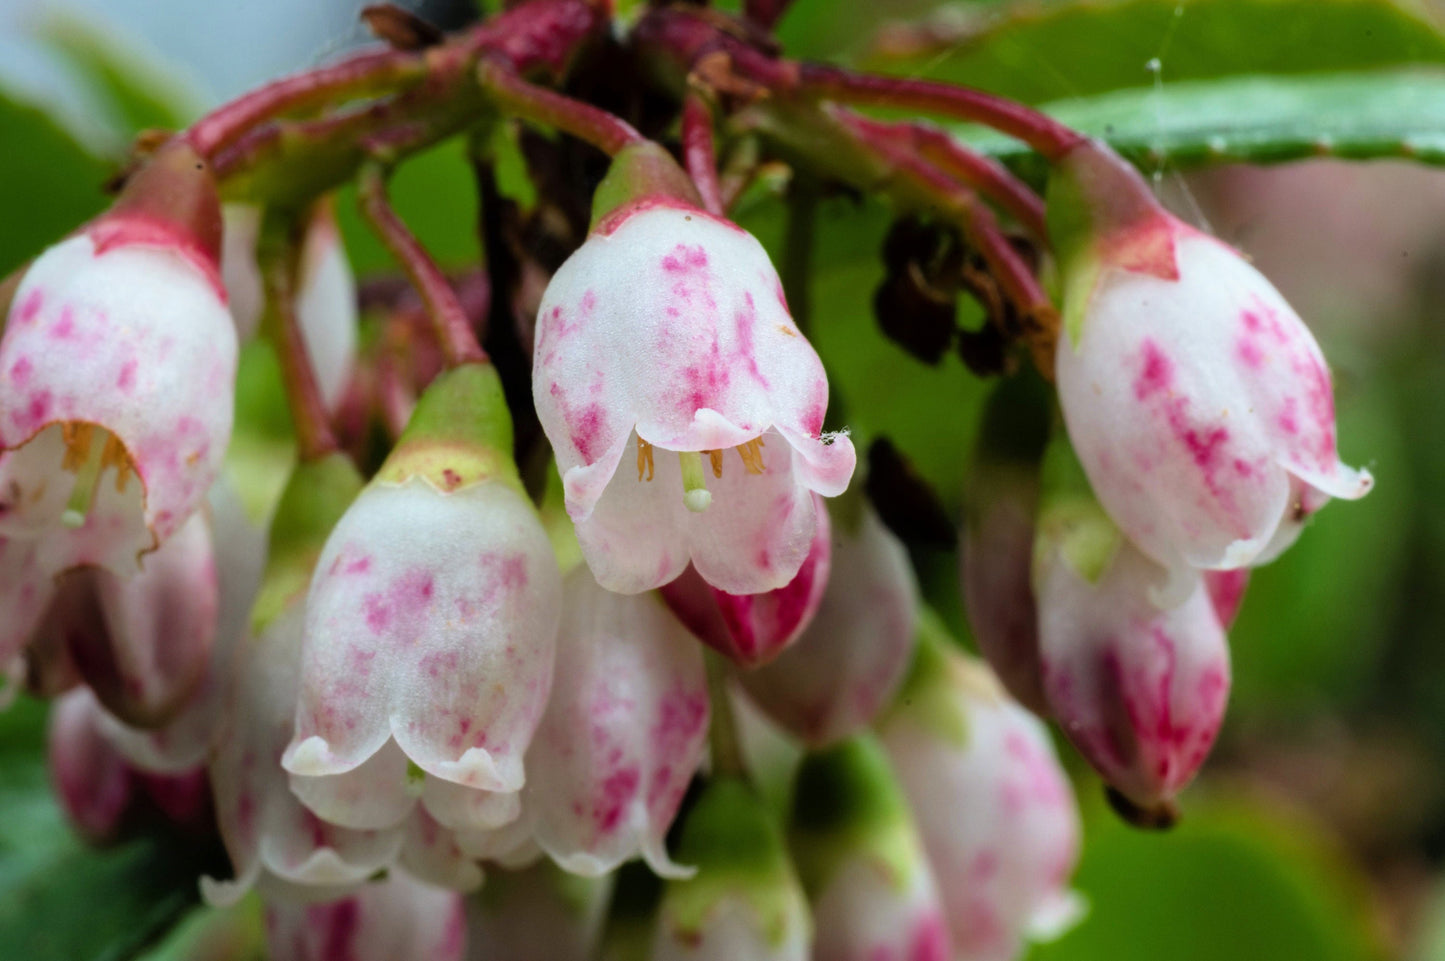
[260,220,339,461]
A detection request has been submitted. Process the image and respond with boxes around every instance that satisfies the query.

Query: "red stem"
[357,165,487,367]
[681,93,725,215]
[793,64,1083,162]
[262,233,338,460]
[188,50,427,159]
[477,57,643,155]
[836,111,1047,239]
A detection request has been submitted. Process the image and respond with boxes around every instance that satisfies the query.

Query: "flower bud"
[788,737,951,961]
[1035,481,1230,813]
[659,495,830,668]
[0,140,236,573]
[878,627,1082,961]
[1048,139,1371,588]
[527,567,709,878]
[737,501,917,746]
[284,365,561,806]
[48,688,134,843]
[533,144,855,597]
[652,778,811,961]
[263,870,467,961]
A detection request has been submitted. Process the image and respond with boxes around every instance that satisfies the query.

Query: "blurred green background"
[5,0,1445,958]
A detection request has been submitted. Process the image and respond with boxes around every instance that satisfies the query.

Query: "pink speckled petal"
[774,426,856,500]
[422,778,522,832]
[572,433,691,594]
[529,569,709,879]
[686,430,817,595]
[811,856,951,961]
[454,803,539,867]
[879,655,1080,961]
[739,505,918,746]
[1037,538,1230,808]
[289,738,415,831]
[1057,227,1368,575]
[400,807,485,892]
[0,232,237,552]
[206,602,403,908]
[286,479,560,793]
[97,480,266,772]
[63,510,218,728]
[263,870,467,961]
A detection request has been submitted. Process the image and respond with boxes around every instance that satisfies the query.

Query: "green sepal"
[589,142,703,232]
[884,609,1008,747]
[661,778,810,950]
[374,362,521,494]
[1035,425,1121,585]
[250,452,364,634]
[788,736,922,900]
[1046,139,1178,346]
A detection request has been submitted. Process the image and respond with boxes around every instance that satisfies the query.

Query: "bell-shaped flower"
[205,455,403,907]
[788,737,951,961]
[527,567,709,878]
[652,778,811,961]
[263,870,467,961]
[878,628,1083,961]
[399,806,486,892]
[1035,506,1230,814]
[50,509,218,728]
[464,861,614,961]
[737,502,917,746]
[222,201,358,411]
[659,495,830,668]
[284,365,561,804]
[0,140,236,574]
[1048,139,1371,593]
[532,144,855,597]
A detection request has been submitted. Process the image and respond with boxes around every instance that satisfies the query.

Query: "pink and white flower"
[0,143,235,574]
[1051,141,1371,590]
[533,200,855,596]
[526,568,709,878]
[878,640,1082,961]
[263,870,467,961]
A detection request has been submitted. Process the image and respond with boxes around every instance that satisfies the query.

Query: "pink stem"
[794,63,1083,162]
[477,57,643,155]
[837,111,1047,239]
[681,93,725,215]
[188,50,427,158]
[357,165,487,367]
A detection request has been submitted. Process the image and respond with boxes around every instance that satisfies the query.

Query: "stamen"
[637,438,655,482]
[679,451,712,512]
[706,449,724,479]
[60,426,105,529]
[101,434,132,494]
[737,437,766,475]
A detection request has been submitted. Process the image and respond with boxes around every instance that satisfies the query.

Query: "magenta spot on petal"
[499,554,527,591]
[595,766,641,833]
[1133,339,1173,400]
[15,289,43,324]
[733,292,769,388]
[316,896,361,961]
[9,356,32,385]
[660,244,708,274]
[1236,337,1264,370]
[50,307,77,341]
[580,289,596,314]
[363,593,391,633]
[571,404,605,462]
[345,556,372,575]
[116,359,138,393]
[908,912,951,961]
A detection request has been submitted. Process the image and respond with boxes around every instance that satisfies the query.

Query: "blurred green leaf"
[1034,789,1386,961]
[876,0,1445,104]
[0,95,111,277]
[952,71,1445,184]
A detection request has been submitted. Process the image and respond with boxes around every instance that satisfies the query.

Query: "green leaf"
[874,0,1445,104]
[0,95,111,277]
[952,71,1445,183]
[1034,789,1386,961]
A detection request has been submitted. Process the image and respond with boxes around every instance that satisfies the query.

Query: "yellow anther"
[60,423,94,472]
[637,438,655,482]
[59,424,105,529]
[706,449,724,479]
[101,434,132,494]
[736,437,766,475]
